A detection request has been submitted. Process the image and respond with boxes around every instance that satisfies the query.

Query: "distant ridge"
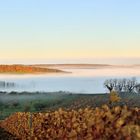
[0,65,64,74]
[33,64,111,66]
[32,64,140,69]
[32,64,111,69]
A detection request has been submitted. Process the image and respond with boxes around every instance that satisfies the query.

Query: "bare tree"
[104,77,137,93]
[115,78,127,92]
[124,77,137,93]
[115,79,123,92]
[104,79,115,92]
[113,79,118,88]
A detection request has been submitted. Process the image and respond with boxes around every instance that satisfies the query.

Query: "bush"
[34,102,47,111]
[109,91,121,104]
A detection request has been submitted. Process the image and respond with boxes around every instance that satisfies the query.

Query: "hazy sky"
[0,0,140,64]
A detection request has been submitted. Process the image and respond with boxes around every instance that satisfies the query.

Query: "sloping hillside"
[0,65,64,74]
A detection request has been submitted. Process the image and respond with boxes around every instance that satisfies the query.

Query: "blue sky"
[0,0,140,64]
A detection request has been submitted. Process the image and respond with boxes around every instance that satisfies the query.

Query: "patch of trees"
[104,77,140,93]
[0,65,63,73]
[0,81,15,88]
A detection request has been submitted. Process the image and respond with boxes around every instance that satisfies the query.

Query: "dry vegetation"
[0,91,140,139]
[0,127,18,140]
[0,105,140,140]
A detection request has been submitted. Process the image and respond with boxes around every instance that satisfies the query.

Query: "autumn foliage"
[0,106,140,140]
[0,65,63,74]
[109,91,121,104]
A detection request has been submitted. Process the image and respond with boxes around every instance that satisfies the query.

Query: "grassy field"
[0,91,140,120]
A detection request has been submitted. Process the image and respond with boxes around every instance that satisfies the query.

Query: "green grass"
[0,92,140,120]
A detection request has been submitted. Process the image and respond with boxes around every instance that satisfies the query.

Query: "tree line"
[0,81,15,88]
[104,77,140,93]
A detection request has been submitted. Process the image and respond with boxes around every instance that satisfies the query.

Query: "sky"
[0,0,140,64]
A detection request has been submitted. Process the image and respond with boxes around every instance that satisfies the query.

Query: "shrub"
[109,91,121,104]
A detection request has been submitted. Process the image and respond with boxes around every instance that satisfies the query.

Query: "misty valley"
[0,67,140,93]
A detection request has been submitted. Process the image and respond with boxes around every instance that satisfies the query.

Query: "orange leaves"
[0,106,140,139]
[0,65,62,74]
[109,91,121,104]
